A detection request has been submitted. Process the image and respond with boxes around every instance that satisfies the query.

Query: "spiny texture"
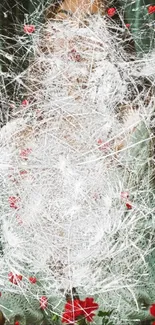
[126,250,155,323]
[0,292,44,325]
[0,10,155,325]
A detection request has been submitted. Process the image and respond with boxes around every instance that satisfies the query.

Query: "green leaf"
[98,310,114,317]
[98,311,106,317]
[102,318,109,325]
[51,314,59,322]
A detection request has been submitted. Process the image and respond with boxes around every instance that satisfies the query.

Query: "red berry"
[126,202,132,210]
[125,23,130,28]
[15,321,20,325]
[107,7,116,17]
[8,272,22,285]
[23,25,35,34]
[29,277,37,284]
[150,304,155,317]
[40,296,48,310]
[17,275,23,281]
[97,139,102,145]
[148,5,155,14]
[22,99,29,106]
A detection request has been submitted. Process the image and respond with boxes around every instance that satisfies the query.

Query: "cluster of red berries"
[8,272,37,285]
[7,273,48,318]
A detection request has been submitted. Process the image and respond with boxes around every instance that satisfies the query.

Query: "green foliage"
[118,0,155,56]
[0,291,54,325]
[51,314,60,322]
[51,313,61,325]
[127,250,155,323]
[98,310,114,325]
[126,121,152,183]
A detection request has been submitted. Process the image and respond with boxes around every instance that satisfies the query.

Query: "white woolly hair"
[0,2,155,323]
